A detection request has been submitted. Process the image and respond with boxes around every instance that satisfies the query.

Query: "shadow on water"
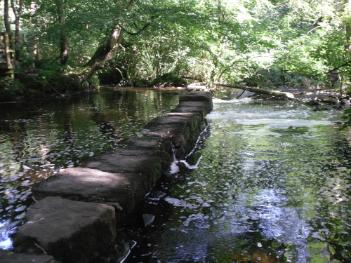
[0,89,180,249]
[126,98,351,263]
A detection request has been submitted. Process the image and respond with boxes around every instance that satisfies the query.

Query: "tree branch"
[121,22,152,36]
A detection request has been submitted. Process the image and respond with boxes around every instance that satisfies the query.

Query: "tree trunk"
[4,0,12,39]
[346,18,351,53]
[345,1,351,52]
[55,0,69,65]
[81,0,136,83]
[11,0,24,62]
[82,25,123,82]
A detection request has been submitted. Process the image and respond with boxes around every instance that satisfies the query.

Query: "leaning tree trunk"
[80,0,135,84]
[81,25,123,82]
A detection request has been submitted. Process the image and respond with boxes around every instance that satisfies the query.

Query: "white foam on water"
[0,221,14,250]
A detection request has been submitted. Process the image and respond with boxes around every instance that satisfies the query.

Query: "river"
[127,95,351,263]
[0,89,350,262]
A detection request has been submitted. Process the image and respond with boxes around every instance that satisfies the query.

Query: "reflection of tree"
[2,121,26,164]
[90,108,121,148]
[62,109,76,164]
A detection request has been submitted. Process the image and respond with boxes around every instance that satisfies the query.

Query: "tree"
[3,0,12,40]
[54,0,68,65]
[10,0,24,62]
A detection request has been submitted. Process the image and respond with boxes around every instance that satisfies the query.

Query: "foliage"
[342,108,351,126]
[0,78,24,100]
[1,0,351,93]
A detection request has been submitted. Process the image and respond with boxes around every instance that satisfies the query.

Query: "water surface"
[130,98,351,263]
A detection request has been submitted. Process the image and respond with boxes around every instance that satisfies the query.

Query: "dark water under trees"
[0,89,350,263]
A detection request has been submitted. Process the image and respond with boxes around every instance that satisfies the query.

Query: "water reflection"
[0,89,179,249]
[131,99,351,263]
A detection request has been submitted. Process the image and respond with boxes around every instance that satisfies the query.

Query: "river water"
[128,96,351,263]
[0,89,350,263]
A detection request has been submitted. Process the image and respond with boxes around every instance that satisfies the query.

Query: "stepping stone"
[84,149,164,187]
[143,111,206,158]
[14,197,116,263]
[179,92,213,103]
[33,168,148,214]
[172,102,212,116]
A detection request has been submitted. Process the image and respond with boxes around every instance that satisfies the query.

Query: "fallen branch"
[214,83,298,101]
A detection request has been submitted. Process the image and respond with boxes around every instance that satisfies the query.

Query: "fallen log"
[214,83,298,101]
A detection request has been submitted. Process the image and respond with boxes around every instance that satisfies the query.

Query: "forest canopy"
[1,0,351,93]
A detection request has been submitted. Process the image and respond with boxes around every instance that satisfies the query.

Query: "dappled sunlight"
[59,168,128,185]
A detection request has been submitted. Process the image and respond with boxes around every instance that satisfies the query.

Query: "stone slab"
[143,110,206,158]
[172,103,211,116]
[33,168,146,214]
[179,92,213,103]
[125,136,173,169]
[84,149,164,187]
[178,101,212,113]
[126,135,165,150]
[14,197,116,263]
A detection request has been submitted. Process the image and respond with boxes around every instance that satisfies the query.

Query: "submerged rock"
[142,214,155,226]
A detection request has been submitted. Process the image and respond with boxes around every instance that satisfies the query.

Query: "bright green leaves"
[10,0,351,89]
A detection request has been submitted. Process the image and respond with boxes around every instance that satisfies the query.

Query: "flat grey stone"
[84,149,163,186]
[126,136,164,149]
[0,251,57,263]
[143,111,206,159]
[178,101,212,113]
[14,197,116,263]
[85,148,160,171]
[179,92,212,103]
[172,104,210,116]
[33,168,146,213]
